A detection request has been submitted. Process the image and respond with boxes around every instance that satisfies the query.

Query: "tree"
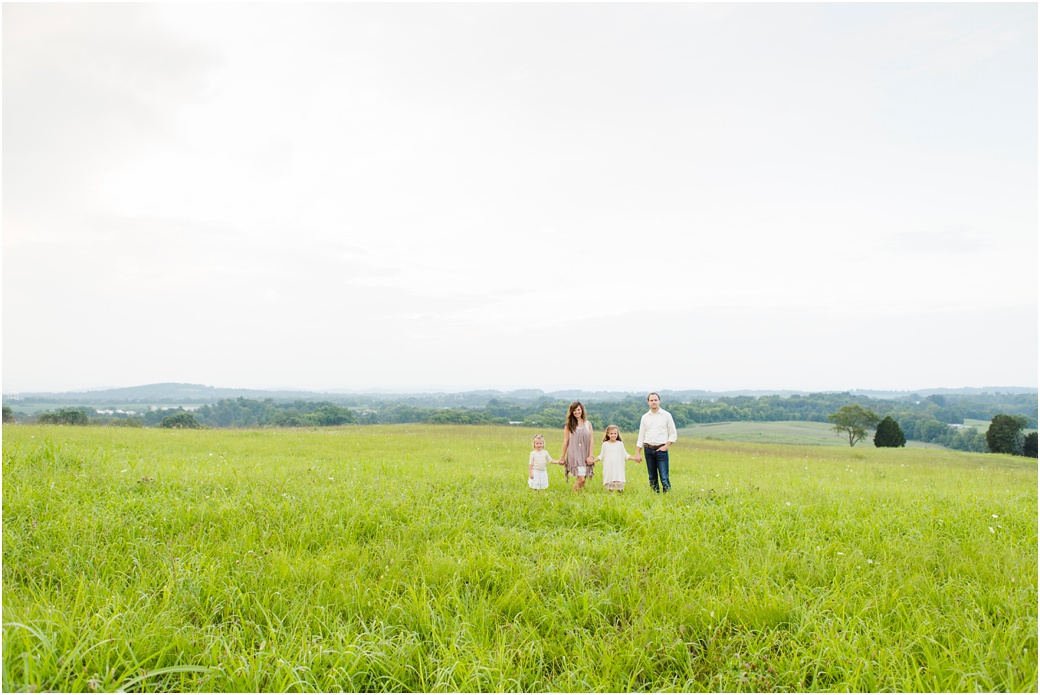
[161,412,202,429]
[985,414,1027,455]
[307,405,357,426]
[919,419,949,442]
[828,405,880,447]
[1023,432,1038,459]
[873,416,906,448]
[38,408,89,426]
[2,406,13,424]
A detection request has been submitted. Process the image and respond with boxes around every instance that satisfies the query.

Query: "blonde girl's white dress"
[599,440,631,491]
[528,450,552,489]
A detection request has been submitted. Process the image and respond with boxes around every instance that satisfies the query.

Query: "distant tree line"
[6,392,1036,455]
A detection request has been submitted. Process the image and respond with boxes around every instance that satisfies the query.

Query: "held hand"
[585,456,594,465]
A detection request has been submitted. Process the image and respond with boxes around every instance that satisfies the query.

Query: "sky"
[3,3,1037,395]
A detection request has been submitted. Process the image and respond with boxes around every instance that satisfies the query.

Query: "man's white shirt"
[637,409,678,448]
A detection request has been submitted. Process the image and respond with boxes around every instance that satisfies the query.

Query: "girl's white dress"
[599,441,631,491]
[528,450,553,489]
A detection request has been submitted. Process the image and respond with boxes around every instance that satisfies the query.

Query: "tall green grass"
[3,425,1036,692]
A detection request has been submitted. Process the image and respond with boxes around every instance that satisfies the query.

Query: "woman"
[560,401,595,491]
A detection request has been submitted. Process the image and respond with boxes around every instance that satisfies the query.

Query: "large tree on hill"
[828,405,881,447]
[874,416,906,447]
[985,414,1027,455]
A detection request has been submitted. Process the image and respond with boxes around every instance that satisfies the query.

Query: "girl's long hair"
[566,401,586,433]
[602,426,622,442]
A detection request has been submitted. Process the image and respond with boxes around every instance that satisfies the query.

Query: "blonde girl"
[593,425,639,493]
[528,434,560,490]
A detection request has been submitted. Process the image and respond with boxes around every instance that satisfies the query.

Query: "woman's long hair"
[567,401,586,433]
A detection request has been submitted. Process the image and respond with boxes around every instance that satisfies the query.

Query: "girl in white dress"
[528,434,560,490]
[594,425,639,493]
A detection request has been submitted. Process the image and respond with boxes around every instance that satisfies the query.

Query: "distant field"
[679,421,945,448]
[2,402,205,415]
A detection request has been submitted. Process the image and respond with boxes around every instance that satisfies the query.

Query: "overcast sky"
[3,3,1037,394]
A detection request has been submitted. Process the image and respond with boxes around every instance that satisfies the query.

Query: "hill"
[5,382,1036,407]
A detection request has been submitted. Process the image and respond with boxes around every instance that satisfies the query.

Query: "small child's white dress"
[528,450,553,489]
[599,441,631,491]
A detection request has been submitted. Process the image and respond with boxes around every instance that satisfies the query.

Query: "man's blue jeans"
[644,445,670,493]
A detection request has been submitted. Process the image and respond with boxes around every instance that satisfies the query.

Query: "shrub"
[873,416,906,448]
[1023,432,1038,459]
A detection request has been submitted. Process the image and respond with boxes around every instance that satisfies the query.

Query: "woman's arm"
[585,421,595,464]
[561,427,570,462]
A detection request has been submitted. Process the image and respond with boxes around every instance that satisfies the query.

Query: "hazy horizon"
[4,379,1036,398]
[4,4,1037,395]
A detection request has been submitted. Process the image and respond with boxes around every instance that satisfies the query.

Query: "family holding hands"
[527,392,678,494]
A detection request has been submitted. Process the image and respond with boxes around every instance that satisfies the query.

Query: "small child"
[528,434,560,490]
[593,425,639,493]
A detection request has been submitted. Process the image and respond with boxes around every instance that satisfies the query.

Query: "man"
[636,392,678,493]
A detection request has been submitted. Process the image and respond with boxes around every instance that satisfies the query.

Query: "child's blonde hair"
[532,434,545,444]
[602,425,623,442]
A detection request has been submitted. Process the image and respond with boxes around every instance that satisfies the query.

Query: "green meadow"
[2,424,1037,692]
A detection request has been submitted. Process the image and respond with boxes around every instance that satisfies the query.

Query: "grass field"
[3,424,1037,692]
[677,421,953,448]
